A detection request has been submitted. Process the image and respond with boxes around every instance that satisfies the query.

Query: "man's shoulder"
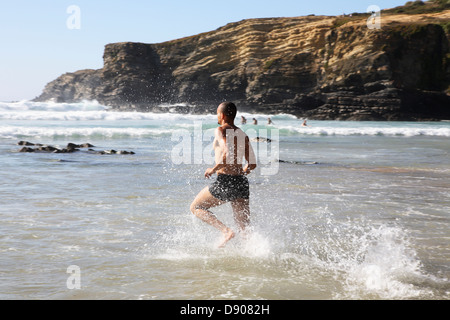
[216,126,225,135]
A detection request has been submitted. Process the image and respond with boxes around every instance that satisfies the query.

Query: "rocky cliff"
[35,4,450,120]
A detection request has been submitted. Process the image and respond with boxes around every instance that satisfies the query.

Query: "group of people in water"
[240,115,308,127]
[240,116,267,125]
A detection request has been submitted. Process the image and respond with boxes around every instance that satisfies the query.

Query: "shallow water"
[0,100,449,299]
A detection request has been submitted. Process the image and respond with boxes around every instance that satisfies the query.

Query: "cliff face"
[35,9,450,120]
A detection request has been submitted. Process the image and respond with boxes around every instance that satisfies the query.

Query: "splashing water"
[142,202,441,299]
[0,100,448,299]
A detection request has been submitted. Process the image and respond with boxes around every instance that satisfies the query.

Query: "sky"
[0,0,410,102]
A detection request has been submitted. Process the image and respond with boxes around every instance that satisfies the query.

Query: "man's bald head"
[217,102,237,120]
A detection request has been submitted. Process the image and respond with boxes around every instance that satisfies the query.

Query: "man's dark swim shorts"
[209,174,249,202]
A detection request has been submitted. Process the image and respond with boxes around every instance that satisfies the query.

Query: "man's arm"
[205,127,228,178]
[243,135,257,175]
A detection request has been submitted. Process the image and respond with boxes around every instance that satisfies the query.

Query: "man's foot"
[218,228,235,248]
[239,229,251,241]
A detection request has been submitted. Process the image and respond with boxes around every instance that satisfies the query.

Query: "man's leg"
[231,198,250,233]
[190,186,235,247]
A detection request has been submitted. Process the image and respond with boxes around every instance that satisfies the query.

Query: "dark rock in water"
[100,150,117,155]
[16,141,134,156]
[67,142,95,149]
[38,145,59,152]
[98,149,135,155]
[53,146,78,153]
[278,159,319,165]
[18,141,43,146]
[20,145,59,153]
[80,143,95,148]
[18,141,35,146]
[251,137,272,142]
[66,143,79,149]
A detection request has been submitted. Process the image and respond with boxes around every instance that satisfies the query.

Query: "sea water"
[0,100,448,299]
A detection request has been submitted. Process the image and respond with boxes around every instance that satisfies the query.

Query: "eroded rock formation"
[35,5,450,120]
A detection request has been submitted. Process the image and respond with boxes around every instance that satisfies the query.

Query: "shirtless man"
[190,102,257,248]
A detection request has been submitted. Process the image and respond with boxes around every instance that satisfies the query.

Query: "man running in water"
[190,102,257,248]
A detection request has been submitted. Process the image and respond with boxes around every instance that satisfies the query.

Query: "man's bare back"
[190,102,256,248]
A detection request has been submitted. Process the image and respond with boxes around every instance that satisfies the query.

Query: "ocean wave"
[0,100,216,121]
[0,110,214,122]
[0,100,297,122]
[278,125,450,137]
[0,126,175,140]
[1,100,449,137]
[0,100,108,112]
[2,123,449,140]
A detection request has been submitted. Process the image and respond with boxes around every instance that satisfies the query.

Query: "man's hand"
[243,163,257,175]
[204,167,215,179]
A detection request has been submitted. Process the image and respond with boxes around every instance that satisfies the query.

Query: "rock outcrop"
[17,141,135,155]
[35,3,450,120]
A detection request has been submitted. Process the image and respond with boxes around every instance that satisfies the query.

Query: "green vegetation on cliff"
[385,0,450,15]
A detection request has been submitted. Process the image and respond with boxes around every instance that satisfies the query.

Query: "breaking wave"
[278,125,450,137]
[1,100,449,138]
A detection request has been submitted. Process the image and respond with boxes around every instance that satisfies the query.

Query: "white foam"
[0,100,209,122]
[278,124,450,137]
[332,225,433,299]
[0,100,107,112]
[0,100,296,122]
[0,125,175,140]
[1,101,449,137]
[236,231,272,259]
